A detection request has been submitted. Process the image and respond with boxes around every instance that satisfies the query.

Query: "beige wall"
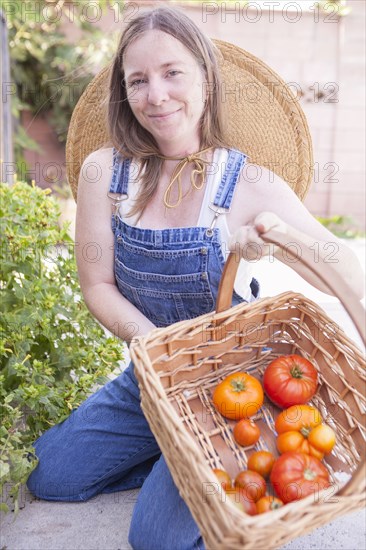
[23,0,365,227]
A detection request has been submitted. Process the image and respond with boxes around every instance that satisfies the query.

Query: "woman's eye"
[167,70,180,77]
[128,79,145,88]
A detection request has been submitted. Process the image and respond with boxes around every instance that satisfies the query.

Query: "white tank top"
[119,148,254,301]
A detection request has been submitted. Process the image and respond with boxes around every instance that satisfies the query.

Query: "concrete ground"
[1,239,365,550]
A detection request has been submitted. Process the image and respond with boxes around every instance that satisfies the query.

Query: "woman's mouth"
[148,109,180,120]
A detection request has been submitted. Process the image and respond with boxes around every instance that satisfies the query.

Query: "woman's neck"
[157,138,202,160]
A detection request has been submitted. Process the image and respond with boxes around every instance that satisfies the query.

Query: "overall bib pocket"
[114,237,215,327]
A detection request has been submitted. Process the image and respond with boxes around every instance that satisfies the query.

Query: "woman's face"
[123,30,207,154]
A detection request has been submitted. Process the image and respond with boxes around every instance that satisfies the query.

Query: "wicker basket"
[130,229,365,550]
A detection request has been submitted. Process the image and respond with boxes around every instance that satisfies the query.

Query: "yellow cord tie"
[160,147,213,209]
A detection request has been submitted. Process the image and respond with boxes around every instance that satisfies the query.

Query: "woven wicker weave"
[130,231,365,550]
[65,39,313,202]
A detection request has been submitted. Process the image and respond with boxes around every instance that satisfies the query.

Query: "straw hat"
[66,39,313,202]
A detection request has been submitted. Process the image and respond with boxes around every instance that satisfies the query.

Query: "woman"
[27,6,364,550]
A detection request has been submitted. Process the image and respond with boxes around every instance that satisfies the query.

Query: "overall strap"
[109,149,130,195]
[205,149,247,236]
[213,149,247,209]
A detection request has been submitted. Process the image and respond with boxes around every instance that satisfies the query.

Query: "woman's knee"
[26,455,90,502]
[25,427,93,502]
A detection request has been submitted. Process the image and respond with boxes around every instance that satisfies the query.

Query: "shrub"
[0,181,124,512]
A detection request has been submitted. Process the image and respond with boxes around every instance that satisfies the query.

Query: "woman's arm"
[230,167,365,299]
[75,148,156,344]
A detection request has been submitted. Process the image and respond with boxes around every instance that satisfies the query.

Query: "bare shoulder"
[83,146,114,166]
[240,162,304,207]
[228,163,292,227]
[77,147,114,203]
[240,163,294,199]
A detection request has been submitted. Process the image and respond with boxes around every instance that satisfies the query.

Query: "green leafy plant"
[316,0,351,17]
[316,215,365,239]
[6,0,118,177]
[0,180,124,513]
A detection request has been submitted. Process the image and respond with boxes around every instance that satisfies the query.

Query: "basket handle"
[216,228,365,344]
[216,228,365,498]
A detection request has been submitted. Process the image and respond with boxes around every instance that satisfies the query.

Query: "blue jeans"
[27,363,204,550]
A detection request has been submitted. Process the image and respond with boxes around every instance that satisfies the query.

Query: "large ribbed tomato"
[270,452,330,503]
[263,355,318,408]
[212,372,264,420]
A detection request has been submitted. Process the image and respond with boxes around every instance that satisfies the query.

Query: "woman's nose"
[147,79,169,105]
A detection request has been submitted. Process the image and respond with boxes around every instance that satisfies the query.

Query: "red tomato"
[256,495,284,514]
[212,372,264,420]
[234,470,267,502]
[247,451,276,478]
[212,468,232,490]
[233,419,260,447]
[225,488,257,515]
[270,452,330,503]
[263,355,318,408]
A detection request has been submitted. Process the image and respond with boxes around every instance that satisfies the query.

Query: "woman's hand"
[229,212,287,261]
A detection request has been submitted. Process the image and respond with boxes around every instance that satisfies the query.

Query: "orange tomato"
[308,424,336,454]
[234,470,266,502]
[212,468,232,490]
[233,419,260,447]
[212,372,264,420]
[247,451,276,478]
[256,495,284,514]
[276,431,324,460]
[275,405,322,434]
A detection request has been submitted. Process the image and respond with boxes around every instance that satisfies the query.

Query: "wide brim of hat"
[66,39,313,202]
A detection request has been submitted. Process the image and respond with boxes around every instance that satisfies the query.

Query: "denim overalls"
[27,148,258,550]
[109,148,258,327]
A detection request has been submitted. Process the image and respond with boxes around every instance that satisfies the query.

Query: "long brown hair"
[108,6,227,219]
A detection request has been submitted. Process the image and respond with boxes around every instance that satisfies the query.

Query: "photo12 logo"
[1,1,140,24]
[201,1,344,24]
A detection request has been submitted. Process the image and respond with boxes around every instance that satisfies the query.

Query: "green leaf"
[0,462,10,481]
[0,180,124,511]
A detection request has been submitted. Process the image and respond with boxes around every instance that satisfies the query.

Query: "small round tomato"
[233,419,260,447]
[234,470,266,502]
[275,405,322,434]
[270,451,330,503]
[276,431,324,460]
[308,424,336,454]
[263,354,318,408]
[247,451,276,478]
[256,495,284,514]
[225,488,257,515]
[212,372,264,420]
[212,468,232,490]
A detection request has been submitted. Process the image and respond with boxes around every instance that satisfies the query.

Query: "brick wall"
[23,0,365,227]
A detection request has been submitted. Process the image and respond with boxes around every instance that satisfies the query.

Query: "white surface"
[252,238,365,348]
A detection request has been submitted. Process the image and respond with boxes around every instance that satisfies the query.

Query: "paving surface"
[1,239,365,550]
